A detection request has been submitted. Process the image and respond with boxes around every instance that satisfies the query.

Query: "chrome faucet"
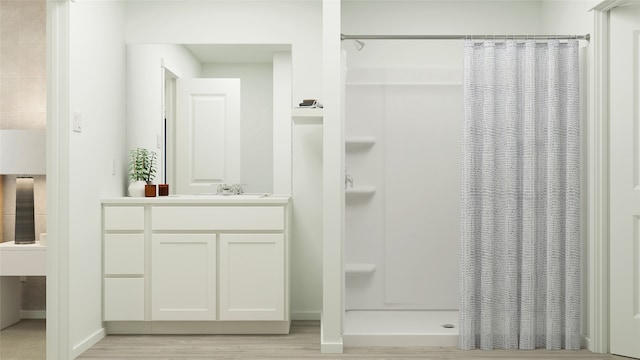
[216,183,244,195]
[345,167,354,189]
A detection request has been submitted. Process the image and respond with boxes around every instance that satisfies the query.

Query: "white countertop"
[0,241,46,251]
[102,195,290,205]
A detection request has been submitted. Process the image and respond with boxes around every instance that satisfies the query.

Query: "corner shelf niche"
[292,107,323,125]
[346,186,376,197]
[345,136,376,149]
[345,263,376,275]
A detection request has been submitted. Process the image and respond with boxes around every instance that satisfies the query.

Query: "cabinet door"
[219,234,285,320]
[151,234,216,321]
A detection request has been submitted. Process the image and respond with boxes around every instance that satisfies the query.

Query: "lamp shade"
[0,130,46,175]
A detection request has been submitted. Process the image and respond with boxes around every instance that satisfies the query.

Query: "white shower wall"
[345,68,462,310]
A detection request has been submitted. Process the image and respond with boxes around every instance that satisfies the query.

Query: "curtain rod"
[341,34,590,41]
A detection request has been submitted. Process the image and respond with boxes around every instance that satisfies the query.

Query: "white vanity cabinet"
[102,196,290,334]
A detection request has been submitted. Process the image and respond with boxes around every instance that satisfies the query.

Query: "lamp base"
[15,177,35,244]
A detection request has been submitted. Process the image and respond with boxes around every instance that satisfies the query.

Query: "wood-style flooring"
[77,321,632,360]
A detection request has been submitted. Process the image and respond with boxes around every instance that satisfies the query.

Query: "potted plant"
[128,148,157,197]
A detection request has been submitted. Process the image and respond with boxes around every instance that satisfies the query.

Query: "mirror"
[127,43,292,195]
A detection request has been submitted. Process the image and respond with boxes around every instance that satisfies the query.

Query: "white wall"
[291,124,323,319]
[342,0,543,69]
[201,63,274,194]
[341,0,594,77]
[541,0,597,35]
[124,1,324,318]
[126,44,202,184]
[67,0,127,356]
[124,1,322,102]
[321,0,343,351]
[540,0,595,343]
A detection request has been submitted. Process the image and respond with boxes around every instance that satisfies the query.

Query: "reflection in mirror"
[127,44,292,195]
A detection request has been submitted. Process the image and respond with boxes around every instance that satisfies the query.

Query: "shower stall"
[341,33,588,347]
[342,57,463,346]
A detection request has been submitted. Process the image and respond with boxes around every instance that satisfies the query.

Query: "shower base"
[343,310,459,347]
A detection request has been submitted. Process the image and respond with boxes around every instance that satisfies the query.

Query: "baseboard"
[320,317,343,353]
[321,339,344,353]
[71,327,105,359]
[106,321,291,335]
[20,310,46,319]
[291,310,321,321]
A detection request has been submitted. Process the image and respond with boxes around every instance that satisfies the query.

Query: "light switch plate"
[73,112,82,133]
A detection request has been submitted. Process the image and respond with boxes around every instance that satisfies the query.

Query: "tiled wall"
[0,0,46,128]
[0,0,47,312]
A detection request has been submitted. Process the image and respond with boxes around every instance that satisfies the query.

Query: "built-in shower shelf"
[345,136,376,148]
[292,107,323,125]
[346,186,376,196]
[345,263,376,275]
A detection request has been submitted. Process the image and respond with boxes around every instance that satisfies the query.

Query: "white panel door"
[610,4,640,359]
[176,78,240,195]
[219,234,285,320]
[151,234,216,321]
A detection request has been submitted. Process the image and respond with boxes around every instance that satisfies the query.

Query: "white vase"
[128,180,146,197]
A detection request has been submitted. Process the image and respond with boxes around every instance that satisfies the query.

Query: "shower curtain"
[459,40,580,350]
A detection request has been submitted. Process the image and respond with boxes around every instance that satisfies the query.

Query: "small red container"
[158,184,169,196]
[145,184,157,197]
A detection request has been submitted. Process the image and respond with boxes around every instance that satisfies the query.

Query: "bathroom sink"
[189,193,269,199]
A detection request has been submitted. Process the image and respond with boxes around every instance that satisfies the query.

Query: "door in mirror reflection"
[175,78,241,194]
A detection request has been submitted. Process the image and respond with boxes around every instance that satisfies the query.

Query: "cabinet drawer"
[104,278,145,321]
[104,234,145,275]
[104,206,145,231]
[152,206,284,231]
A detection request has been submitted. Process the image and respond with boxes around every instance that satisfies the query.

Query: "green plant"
[129,148,157,183]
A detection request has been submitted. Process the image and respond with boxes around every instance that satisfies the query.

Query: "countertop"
[102,194,290,205]
[0,241,46,251]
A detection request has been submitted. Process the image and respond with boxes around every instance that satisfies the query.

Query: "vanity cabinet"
[102,196,290,334]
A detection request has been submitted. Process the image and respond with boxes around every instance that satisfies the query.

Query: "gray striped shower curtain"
[459,39,581,350]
